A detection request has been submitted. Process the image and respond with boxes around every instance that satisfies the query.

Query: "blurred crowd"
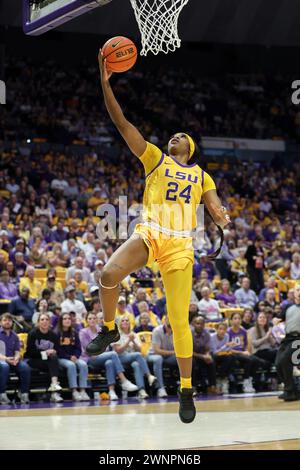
[1,57,300,404]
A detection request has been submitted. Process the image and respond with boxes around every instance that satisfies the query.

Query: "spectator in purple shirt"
[51,218,69,243]
[131,288,157,317]
[280,289,294,310]
[55,313,90,402]
[228,312,265,393]
[0,271,18,300]
[9,239,29,264]
[13,252,28,278]
[0,313,31,405]
[215,279,237,307]
[191,316,221,394]
[193,254,216,280]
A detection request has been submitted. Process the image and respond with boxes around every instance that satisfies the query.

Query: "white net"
[129,0,190,56]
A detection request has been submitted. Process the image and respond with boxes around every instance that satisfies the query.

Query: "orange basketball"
[102,36,138,73]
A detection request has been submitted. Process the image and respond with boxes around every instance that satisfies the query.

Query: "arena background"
[0,0,300,452]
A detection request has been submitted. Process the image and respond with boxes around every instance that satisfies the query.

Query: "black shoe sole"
[178,390,196,424]
[86,332,120,356]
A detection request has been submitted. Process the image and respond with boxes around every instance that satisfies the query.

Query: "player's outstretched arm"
[98,49,147,158]
[203,189,231,229]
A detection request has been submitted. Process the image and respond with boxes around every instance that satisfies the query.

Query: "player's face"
[168,133,190,157]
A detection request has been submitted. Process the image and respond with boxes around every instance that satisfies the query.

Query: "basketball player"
[87,50,230,423]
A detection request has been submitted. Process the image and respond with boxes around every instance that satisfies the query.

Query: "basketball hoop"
[129,0,190,56]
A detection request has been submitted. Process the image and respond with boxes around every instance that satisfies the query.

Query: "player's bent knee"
[100,268,120,288]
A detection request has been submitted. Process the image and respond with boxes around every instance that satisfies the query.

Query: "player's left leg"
[161,260,196,423]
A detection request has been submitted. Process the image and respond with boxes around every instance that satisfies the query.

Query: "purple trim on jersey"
[201,169,204,188]
[145,153,165,179]
[169,155,197,168]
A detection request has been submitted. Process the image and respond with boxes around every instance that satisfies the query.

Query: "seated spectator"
[66,256,91,284]
[113,315,157,399]
[193,254,216,280]
[13,252,27,278]
[9,287,35,331]
[241,308,255,330]
[0,313,31,405]
[131,288,157,317]
[210,322,235,394]
[61,285,87,324]
[47,243,67,268]
[197,287,223,321]
[51,218,68,243]
[230,249,248,278]
[291,253,300,280]
[19,265,42,300]
[56,313,90,402]
[215,279,237,307]
[25,313,63,403]
[191,316,220,394]
[276,260,291,282]
[228,312,265,393]
[0,270,18,300]
[193,272,214,300]
[280,289,294,310]
[234,277,258,309]
[147,315,176,398]
[41,269,64,307]
[115,296,136,329]
[248,312,277,366]
[258,277,280,302]
[35,196,52,222]
[6,261,19,285]
[32,299,54,325]
[10,239,29,264]
[264,289,280,310]
[74,270,90,297]
[90,259,104,286]
[79,312,138,401]
[88,297,102,317]
[136,301,160,327]
[96,311,104,327]
[188,301,199,324]
[134,312,154,333]
[28,243,47,268]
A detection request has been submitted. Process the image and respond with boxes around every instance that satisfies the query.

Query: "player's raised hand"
[98,48,113,82]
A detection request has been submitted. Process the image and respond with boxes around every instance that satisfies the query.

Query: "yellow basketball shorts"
[134,223,194,274]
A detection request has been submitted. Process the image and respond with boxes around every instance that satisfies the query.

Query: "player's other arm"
[201,172,231,229]
[98,49,147,158]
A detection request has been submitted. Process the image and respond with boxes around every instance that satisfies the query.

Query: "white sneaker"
[72,390,82,401]
[50,392,63,403]
[18,392,30,404]
[221,379,229,394]
[80,391,91,401]
[243,378,255,393]
[0,393,11,405]
[48,383,62,392]
[148,374,157,387]
[109,390,119,401]
[138,389,149,399]
[293,367,300,377]
[157,387,168,398]
[121,380,138,392]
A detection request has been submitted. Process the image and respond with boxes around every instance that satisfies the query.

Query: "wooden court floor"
[0,396,299,450]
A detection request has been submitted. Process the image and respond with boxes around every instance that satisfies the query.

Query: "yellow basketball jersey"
[139,142,216,234]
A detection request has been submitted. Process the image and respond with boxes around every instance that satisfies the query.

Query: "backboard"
[23,0,113,36]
